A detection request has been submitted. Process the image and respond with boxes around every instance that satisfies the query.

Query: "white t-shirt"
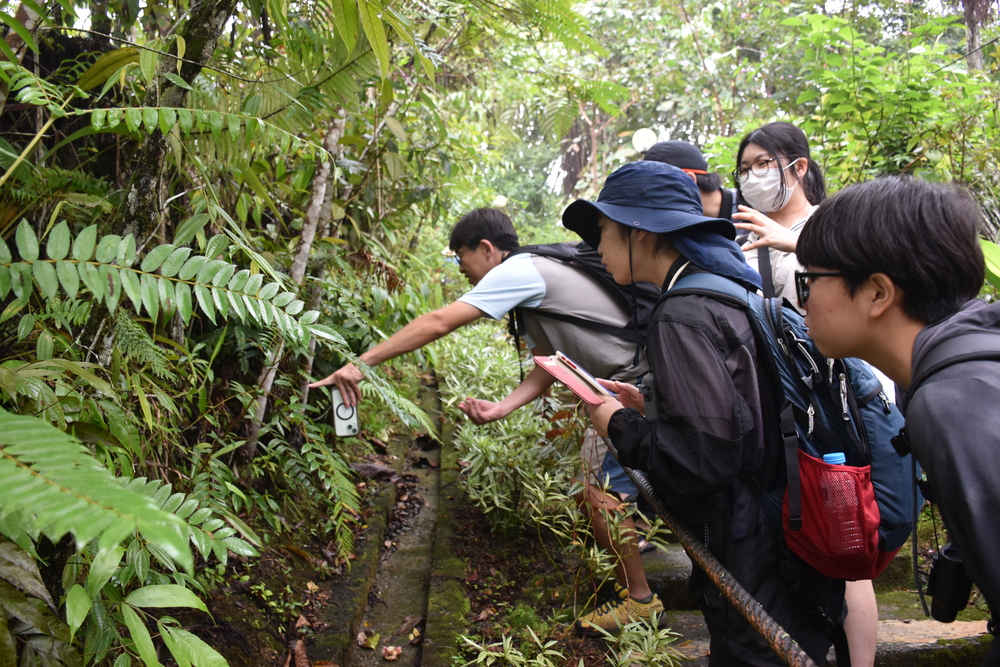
[457,254,545,320]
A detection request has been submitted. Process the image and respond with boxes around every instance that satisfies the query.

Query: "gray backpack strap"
[668,271,750,303]
[757,247,775,299]
[910,333,1000,394]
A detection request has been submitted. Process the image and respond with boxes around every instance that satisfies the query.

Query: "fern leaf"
[0,410,194,573]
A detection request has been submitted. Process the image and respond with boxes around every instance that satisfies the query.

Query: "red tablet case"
[533,355,607,406]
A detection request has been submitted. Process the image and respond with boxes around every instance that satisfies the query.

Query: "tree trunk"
[82,0,237,364]
[966,11,983,70]
[240,115,346,461]
[108,0,238,246]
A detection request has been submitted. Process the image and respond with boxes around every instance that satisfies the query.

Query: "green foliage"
[0,409,193,570]
[433,323,581,533]
[460,628,566,667]
[599,616,685,667]
[1,0,997,662]
[0,222,326,346]
[789,14,1000,190]
[982,239,1000,290]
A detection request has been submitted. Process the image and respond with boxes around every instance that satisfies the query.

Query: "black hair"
[735,122,826,208]
[797,176,985,325]
[696,172,722,194]
[613,219,675,256]
[449,208,520,252]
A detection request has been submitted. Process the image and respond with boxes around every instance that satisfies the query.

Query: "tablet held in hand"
[533,351,615,406]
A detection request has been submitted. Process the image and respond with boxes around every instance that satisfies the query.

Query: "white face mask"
[740,158,802,213]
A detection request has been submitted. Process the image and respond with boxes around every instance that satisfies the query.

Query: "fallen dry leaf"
[474,608,495,621]
[295,615,310,629]
[382,646,402,661]
[394,615,423,636]
[282,545,313,561]
[314,662,339,667]
[292,639,310,667]
[357,631,380,649]
[306,581,319,592]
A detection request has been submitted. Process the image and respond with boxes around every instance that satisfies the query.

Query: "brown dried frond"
[347,251,405,293]
[291,639,311,667]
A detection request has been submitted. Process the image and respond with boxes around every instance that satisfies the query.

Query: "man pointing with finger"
[309,207,663,634]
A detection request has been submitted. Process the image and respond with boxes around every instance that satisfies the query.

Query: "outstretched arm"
[309,300,485,406]
[459,361,556,424]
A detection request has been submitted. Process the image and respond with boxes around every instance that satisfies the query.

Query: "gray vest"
[522,256,647,383]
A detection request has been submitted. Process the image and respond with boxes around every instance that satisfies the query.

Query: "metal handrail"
[605,438,819,667]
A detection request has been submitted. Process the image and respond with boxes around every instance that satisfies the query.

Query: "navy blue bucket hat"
[562,161,735,250]
[563,161,761,291]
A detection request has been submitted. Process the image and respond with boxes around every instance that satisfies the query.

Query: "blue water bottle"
[820,451,864,551]
[822,452,846,465]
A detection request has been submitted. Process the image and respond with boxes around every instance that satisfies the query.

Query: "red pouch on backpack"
[782,450,891,580]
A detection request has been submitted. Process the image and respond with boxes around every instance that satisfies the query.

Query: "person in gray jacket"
[795,176,999,665]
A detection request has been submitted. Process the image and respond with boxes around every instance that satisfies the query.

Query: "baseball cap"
[643,140,709,174]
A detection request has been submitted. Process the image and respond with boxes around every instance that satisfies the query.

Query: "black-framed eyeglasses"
[794,271,847,308]
[732,158,777,184]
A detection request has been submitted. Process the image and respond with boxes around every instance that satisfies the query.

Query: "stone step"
[640,543,994,664]
[640,542,695,610]
[662,612,992,665]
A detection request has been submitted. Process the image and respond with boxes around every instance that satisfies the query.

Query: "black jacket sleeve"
[907,375,1000,613]
[607,298,763,526]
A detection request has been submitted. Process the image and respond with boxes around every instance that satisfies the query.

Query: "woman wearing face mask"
[731,122,825,312]
[734,123,881,667]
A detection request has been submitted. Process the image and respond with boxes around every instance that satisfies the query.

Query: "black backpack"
[504,242,660,348]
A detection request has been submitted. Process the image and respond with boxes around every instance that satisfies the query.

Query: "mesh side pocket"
[783,450,882,579]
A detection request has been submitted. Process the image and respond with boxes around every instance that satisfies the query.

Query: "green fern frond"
[76,106,326,160]
[0,221,349,356]
[122,478,260,563]
[357,371,436,435]
[0,409,195,573]
[113,311,173,380]
[539,96,576,140]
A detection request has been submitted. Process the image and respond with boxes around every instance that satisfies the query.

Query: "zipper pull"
[777,336,789,358]
[807,403,815,438]
[879,391,892,414]
[827,358,835,385]
[839,373,850,421]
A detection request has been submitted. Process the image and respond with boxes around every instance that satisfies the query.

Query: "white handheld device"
[332,388,359,436]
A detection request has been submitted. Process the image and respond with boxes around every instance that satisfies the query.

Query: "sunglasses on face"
[794,271,847,308]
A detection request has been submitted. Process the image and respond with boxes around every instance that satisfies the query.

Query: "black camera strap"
[911,452,931,617]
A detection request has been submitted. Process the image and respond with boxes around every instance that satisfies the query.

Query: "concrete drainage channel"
[310,379,469,667]
[311,378,994,667]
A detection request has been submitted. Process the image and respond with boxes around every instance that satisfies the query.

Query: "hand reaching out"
[307,363,365,407]
[458,397,511,425]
